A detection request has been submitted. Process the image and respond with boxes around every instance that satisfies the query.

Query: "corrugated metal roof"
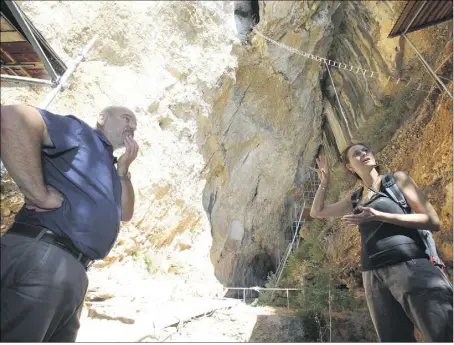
[1,2,66,81]
[388,1,453,38]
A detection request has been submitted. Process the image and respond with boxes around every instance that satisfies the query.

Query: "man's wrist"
[118,171,131,181]
[30,187,49,207]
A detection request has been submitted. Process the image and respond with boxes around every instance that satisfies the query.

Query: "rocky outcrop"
[201,0,453,286]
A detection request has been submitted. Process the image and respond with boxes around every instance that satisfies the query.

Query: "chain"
[252,28,444,96]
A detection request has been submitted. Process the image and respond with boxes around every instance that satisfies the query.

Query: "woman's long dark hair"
[341,143,380,180]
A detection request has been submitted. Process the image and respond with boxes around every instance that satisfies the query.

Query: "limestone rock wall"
[202,0,453,286]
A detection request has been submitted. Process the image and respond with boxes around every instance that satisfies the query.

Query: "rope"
[252,27,445,96]
[325,62,353,140]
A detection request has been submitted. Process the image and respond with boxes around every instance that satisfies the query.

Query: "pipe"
[40,34,98,109]
[403,34,452,99]
[1,74,54,86]
[0,161,5,179]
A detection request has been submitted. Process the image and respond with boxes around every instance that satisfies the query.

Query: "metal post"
[40,34,98,109]
[5,1,59,83]
[286,289,289,310]
[402,35,452,99]
[0,161,6,179]
[328,273,332,343]
[1,74,54,86]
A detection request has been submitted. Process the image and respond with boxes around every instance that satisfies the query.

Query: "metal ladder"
[272,200,306,297]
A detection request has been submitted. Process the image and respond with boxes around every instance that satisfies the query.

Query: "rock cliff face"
[200,0,453,287]
[1,1,452,293]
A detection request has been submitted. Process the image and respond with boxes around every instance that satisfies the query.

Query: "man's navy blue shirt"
[15,107,122,259]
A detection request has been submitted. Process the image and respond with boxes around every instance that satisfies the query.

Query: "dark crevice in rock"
[234,1,260,42]
[207,190,217,220]
[252,176,260,202]
[221,83,251,139]
[251,0,260,25]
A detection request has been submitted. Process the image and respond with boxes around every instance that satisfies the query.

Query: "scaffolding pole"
[0,74,54,86]
[402,35,452,100]
[5,1,59,83]
[40,34,98,109]
[0,161,5,179]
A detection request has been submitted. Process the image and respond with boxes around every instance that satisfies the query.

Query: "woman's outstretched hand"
[315,155,330,187]
[342,206,380,227]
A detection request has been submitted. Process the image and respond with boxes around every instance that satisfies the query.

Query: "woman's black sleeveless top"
[352,182,427,271]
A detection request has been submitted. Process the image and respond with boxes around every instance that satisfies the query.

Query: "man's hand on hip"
[25,185,64,212]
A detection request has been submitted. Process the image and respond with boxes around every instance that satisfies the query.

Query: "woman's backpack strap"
[351,187,363,210]
[382,173,412,214]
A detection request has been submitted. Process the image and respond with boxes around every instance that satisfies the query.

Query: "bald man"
[0,105,138,341]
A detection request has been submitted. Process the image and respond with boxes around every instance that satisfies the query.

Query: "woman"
[310,143,452,342]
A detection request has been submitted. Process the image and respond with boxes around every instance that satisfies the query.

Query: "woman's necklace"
[365,175,381,201]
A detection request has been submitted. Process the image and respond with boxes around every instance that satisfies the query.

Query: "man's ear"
[97,112,107,126]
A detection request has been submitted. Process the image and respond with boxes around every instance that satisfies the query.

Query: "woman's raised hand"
[315,155,330,187]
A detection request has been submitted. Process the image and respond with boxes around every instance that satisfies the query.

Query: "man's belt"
[7,223,93,270]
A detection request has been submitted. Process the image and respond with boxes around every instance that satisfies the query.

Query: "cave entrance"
[234,0,260,42]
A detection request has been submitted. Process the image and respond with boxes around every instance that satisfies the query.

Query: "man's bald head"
[99,106,135,119]
[97,106,137,149]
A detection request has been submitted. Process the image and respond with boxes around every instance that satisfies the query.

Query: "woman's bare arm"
[310,155,353,219]
[310,186,353,218]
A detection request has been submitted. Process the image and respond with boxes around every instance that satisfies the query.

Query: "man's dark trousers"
[1,226,88,342]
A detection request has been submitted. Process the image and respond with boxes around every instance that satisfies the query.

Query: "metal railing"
[223,287,303,309]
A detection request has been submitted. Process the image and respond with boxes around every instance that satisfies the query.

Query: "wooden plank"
[0,16,14,32]
[27,68,48,79]
[8,52,42,63]
[1,41,35,54]
[1,62,44,69]
[0,47,32,77]
[0,67,14,75]
[0,31,25,43]
[1,68,27,77]
[0,49,14,62]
